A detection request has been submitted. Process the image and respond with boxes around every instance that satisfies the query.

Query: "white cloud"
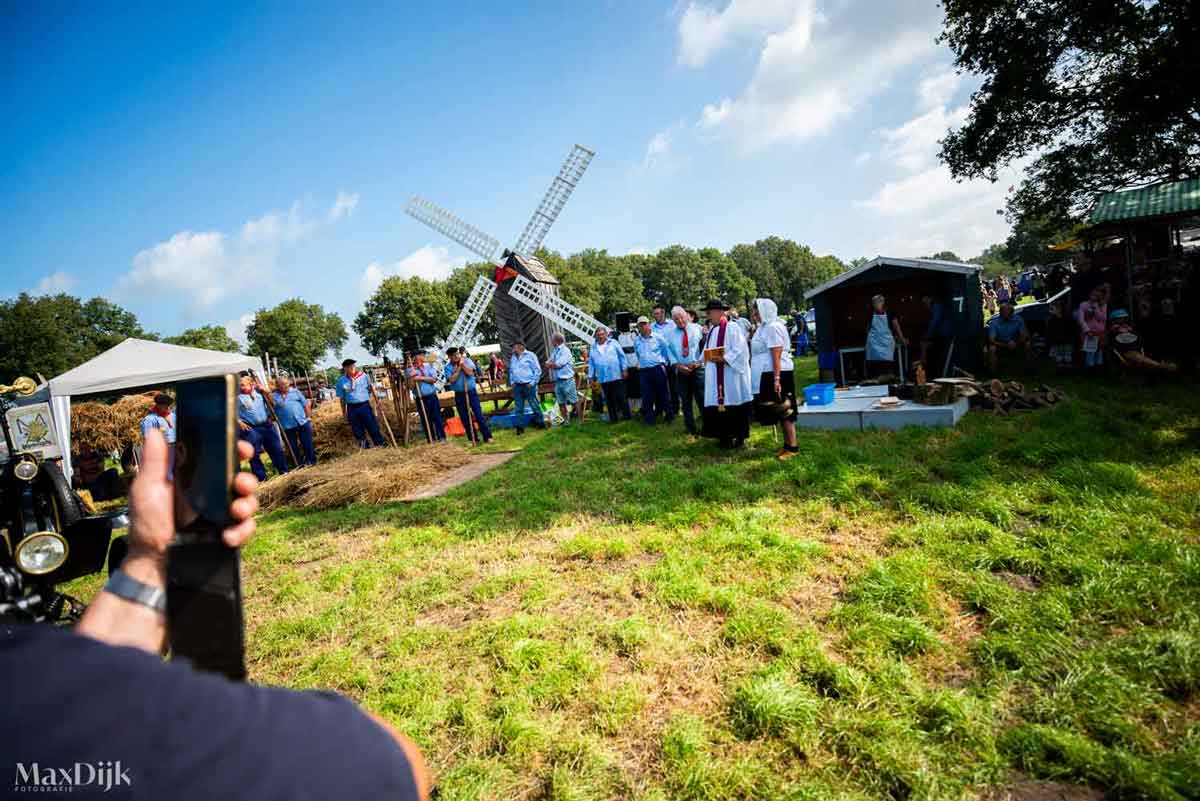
[644,130,673,167]
[877,102,969,173]
[916,65,961,110]
[677,0,799,68]
[34,270,76,294]
[359,245,467,296]
[636,124,690,174]
[117,193,354,312]
[689,0,944,152]
[224,313,254,348]
[328,190,359,221]
[626,246,650,256]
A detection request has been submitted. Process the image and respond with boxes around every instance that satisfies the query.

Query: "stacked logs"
[927,374,1066,415]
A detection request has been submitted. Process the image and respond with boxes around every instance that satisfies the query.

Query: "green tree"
[701,247,755,309]
[926,251,963,262]
[585,251,647,323]
[353,276,455,357]
[1002,215,1080,268]
[0,293,154,379]
[728,243,777,301]
[849,257,870,270]
[939,0,1200,225]
[641,245,718,309]
[247,298,348,372]
[164,324,242,353]
[445,262,498,343]
[539,248,601,318]
[970,243,1015,278]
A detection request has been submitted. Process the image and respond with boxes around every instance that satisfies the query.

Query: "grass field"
[108,358,1200,799]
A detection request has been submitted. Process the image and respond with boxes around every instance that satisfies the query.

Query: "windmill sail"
[507,274,604,344]
[512,144,594,257]
[405,196,504,264]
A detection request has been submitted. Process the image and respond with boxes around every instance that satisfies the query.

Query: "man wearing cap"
[666,306,704,435]
[237,374,290,480]
[634,315,673,425]
[407,353,445,443]
[700,299,753,449]
[139,393,177,477]
[545,333,581,426]
[271,376,317,466]
[336,358,386,449]
[444,347,492,444]
[651,304,679,416]
[507,341,544,435]
[587,326,630,423]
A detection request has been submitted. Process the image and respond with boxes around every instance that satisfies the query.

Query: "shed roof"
[805,256,980,300]
[508,251,559,285]
[1090,178,1200,224]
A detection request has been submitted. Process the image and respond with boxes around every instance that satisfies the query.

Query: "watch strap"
[104,569,167,614]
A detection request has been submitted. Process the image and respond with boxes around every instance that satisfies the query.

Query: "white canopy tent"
[48,338,265,478]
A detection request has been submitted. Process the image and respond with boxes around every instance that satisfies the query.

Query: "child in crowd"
[1077,286,1108,368]
[1046,299,1075,368]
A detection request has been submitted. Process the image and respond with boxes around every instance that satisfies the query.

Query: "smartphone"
[167,375,246,681]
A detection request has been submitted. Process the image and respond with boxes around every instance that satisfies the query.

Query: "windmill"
[404,145,607,371]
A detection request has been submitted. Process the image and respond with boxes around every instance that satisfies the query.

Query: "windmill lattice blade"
[405,196,504,264]
[446,276,496,348]
[507,274,605,344]
[512,144,595,257]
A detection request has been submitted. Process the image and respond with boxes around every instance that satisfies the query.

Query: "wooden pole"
[373,385,399,448]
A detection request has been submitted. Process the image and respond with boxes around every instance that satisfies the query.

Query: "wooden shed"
[494,250,563,363]
[805,257,983,383]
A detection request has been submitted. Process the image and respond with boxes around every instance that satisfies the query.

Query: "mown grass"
[108,357,1200,798]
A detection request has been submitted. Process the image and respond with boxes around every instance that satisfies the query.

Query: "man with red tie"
[665,305,705,435]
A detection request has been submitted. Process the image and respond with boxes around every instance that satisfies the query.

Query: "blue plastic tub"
[488,411,542,429]
[803,383,836,406]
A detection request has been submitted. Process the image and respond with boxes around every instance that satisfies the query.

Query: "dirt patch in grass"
[996,571,1042,592]
[980,777,1103,801]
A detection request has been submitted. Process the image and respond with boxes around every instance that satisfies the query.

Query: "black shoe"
[515,427,524,435]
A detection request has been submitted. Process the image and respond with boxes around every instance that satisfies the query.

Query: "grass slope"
[131,359,1200,798]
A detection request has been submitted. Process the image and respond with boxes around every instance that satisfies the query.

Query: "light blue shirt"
[666,322,704,367]
[634,332,670,369]
[651,318,674,337]
[987,314,1026,343]
[335,371,372,404]
[408,364,439,397]
[237,391,269,426]
[139,409,176,444]
[587,340,626,384]
[443,357,477,393]
[548,344,574,381]
[271,388,309,429]
[509,351,542,385]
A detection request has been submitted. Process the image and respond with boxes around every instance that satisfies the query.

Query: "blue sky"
[1,0,1023,364]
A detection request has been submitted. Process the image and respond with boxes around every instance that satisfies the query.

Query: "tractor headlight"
[14,532,68,575]
[13,456,38,482]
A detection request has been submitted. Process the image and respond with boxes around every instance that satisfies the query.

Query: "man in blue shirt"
[587,326,630,423]
[139,393,177,477]
[986,302,1030,372]
[651,304,679,416]
[545,333,580,425]
[406,353,445,443]
[271,376,316,466]
[336,358,386,449]
[920,295,955,378]
[666,306,705,435]
[507,340,544,435]
[237,374,289,481]
[444,347,492,444]
[634,316,673,425]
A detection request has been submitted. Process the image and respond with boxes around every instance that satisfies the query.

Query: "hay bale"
[309,396,408,458]
[71,393,157,455]
[256,443,473,511]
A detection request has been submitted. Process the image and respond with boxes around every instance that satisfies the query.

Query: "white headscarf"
[754,298,779,325]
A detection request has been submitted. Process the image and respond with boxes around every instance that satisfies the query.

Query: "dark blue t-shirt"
[1,625,419,800]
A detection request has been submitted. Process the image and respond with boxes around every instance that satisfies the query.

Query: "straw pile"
[309,398,408,459]
[256,443,472,511]
[71,393,156,454]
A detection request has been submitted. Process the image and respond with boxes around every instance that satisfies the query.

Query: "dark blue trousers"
[240,421,288,481]
[284,421,317,466]
[600,380,629,422]
[347,401,385,448]
[638,364,671,424]
[454,390,492,443]
[676,367,705,434]
[413,393,445,443]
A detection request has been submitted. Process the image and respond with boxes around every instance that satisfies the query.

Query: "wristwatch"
[104,569,167,614]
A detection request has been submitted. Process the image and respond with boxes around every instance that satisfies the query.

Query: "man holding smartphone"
[2,430,430,800]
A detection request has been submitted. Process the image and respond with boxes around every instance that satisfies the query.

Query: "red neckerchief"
[710,317,728,410]
[151,407,174,427]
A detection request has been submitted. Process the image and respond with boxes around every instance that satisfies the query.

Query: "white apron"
[865,313,895,362]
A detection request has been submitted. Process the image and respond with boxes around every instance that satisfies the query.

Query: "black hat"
[702,299,730,311]
[153,393,173,406]
[341,358,356,367]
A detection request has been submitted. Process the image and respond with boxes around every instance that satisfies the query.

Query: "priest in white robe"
[700,298,753,448]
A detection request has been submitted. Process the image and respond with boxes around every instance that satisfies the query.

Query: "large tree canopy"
[939,0,1200,224]
[164,324,243,353]
[353,276,456,357]
[247,298,348,372]
[0,293,154,379]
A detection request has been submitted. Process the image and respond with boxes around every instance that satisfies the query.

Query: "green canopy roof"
[1090,178,1200,224]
